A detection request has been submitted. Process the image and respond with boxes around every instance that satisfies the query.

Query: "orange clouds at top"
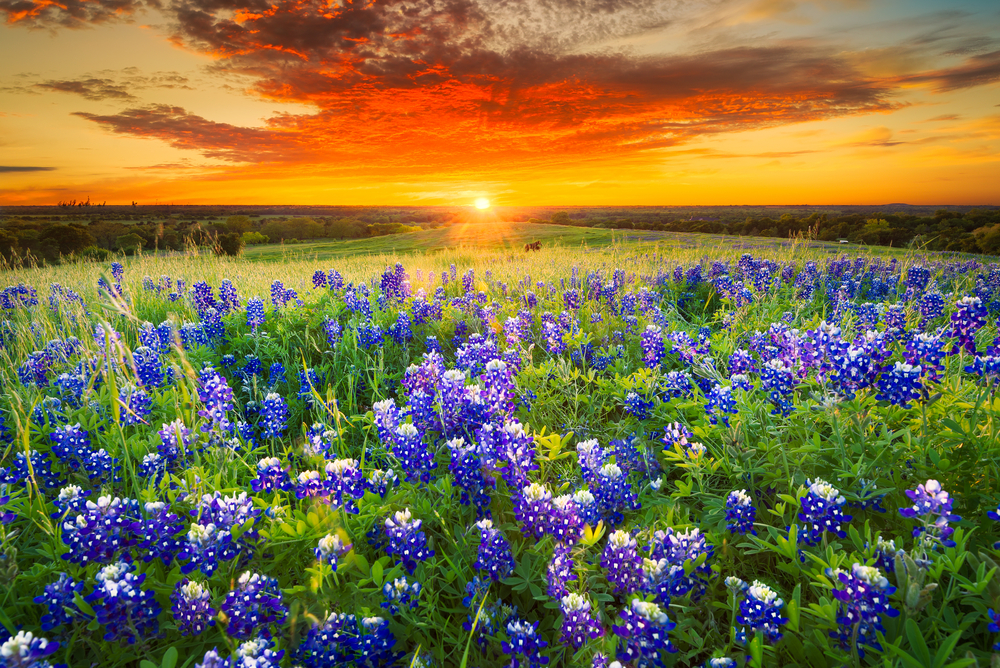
[0,0,998,204]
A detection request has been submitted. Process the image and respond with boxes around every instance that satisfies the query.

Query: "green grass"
[240,222,970,264]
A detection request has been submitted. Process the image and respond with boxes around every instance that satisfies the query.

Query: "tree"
[241,231,269,245]
[38,224,95,256]
[214,232,244,257]
[117,233,144,254]
[226,215,253,234]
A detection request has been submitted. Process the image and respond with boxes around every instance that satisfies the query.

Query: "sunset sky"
[1,0,998,205]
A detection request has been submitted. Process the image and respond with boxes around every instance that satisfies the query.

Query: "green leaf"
[749,632,763,668]
[371,561,384,587]
[931,630,964,668]
[161,647,179,668]
[906,619,932,666]
[141,661,158,668]
[73,593,96,617]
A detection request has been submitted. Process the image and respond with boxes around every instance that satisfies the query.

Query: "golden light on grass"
[474,197,490,210]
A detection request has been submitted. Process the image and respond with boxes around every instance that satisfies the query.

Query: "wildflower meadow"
[3,241,1000,668]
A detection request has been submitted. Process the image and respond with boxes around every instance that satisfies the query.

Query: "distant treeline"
[0,214,431,265]
[529,209,1000,255]
[2,205,1000,265]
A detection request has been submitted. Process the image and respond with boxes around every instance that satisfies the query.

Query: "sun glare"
[474,197,490,209]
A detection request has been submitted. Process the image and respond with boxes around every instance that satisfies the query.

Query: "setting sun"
[474,198,490,210]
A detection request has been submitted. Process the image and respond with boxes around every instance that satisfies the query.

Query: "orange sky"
[1,0,998,205]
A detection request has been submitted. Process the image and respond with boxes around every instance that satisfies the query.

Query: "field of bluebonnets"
[3,240,1000,668]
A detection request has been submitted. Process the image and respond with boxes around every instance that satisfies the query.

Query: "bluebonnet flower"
[874,537,903,573]
[514,483,554,540]
[644,527,715,603]
[602,530,642,595]
[987,610,1000,651]
[297,367,323,402]
[828,346,878,399]
[171,579,216,636]
[391,423,436,484]
[447,437,495,515]
[760,359,796,416]
[268,362,286,385]
[198,366,235,434]
[593,463,639,527]
[49,423,91,469]
[53,372,87,408]
[899,479,961,549]
[219,278,239,311]
[474,519,516,581]
[85,560,162,644]
[304,422,338,458]
[179,322,208,349]
[60,495,140,565]
[382,577,421,614]
[559,593,603,650]
[132,346,165,387]
[312,270,328,288]
[34,573,86,631]
[219,571,287,639]
[829,564,899,658]
[876,362,923,408]
[725,490,757,536]
[323,317,342,347]
[573,490,600,526]
[228,639,284,668]
[640,325,665,368]
[83,449,120,485]
[158,419,196,463]
[613,598,677,664]
[546,543,576,598]
[366,469,398,498]
[118,385,152,426]
[138,501,185,566]
[550,494,584,545]
[0,631,61,668]
[707,658,736,667]
[357,321,385,349]
[250,457,292,493]
[660,423,693,452]
[705,385,738,426]
[259,393,288,439]
[1,450,64,492]
[179,492,260,577]
[293,613,402,668]
[315,533,351,568]
[501,618,549,668]
[246,297,265,332]
[950,295,987,353]
[385,509,435,574]
[18,351,51,388]
[325,459,365,513]
[624,392,655,420]
[577,439,607,483]
[798,479,852,546]
[296,470,325,499]
[736,580,788,644]
[904,332,947,383]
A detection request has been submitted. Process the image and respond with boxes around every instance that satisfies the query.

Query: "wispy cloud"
[0,165,56,172]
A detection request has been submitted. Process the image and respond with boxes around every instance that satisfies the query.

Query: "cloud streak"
[0,165,56,172]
